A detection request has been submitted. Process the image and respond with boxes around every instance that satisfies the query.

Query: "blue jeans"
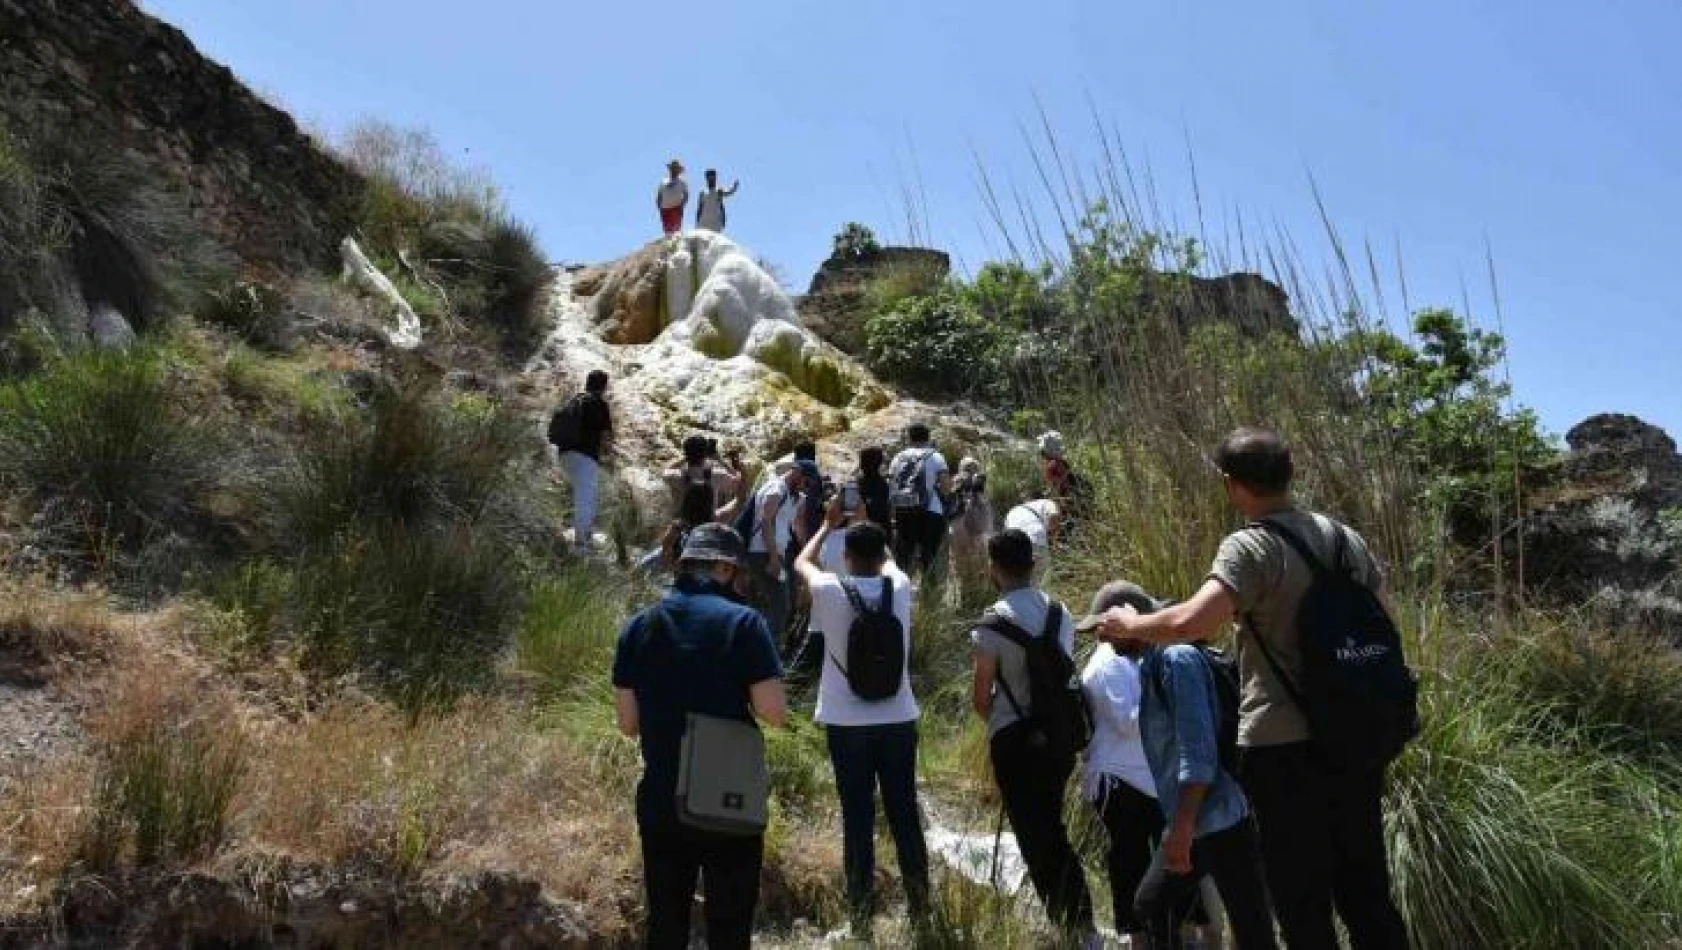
[825,721,930,919]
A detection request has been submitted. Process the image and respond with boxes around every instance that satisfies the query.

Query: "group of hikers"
[555,375,1418,950]
[657,158,739,236]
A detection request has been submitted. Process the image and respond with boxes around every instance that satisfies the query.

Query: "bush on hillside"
[865,289,1012,401]
[831,222,881,260]
[0,346,231,570]
[197,278,293,351]
[0,122,227,338]
[337,120,549,357]
[207,370,558,710]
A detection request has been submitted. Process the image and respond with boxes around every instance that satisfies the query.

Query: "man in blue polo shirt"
[613,524,788,950]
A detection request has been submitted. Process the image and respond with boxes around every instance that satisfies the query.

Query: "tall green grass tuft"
[81,714,246,871]
[0,345,230,570]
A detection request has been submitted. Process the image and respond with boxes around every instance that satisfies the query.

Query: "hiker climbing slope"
[549,370,614,555]
[888,423,952,578]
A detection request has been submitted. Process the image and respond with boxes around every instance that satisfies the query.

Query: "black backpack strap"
[1247,518,1328,576]
[839,577,870,616]
[976,611,1032,721]
[878,574,894,613]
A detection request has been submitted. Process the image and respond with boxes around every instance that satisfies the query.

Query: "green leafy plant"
[832,221,881,260]
[865,288,1011,401]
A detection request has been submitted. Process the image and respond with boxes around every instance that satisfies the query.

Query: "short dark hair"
[907,423,931,444]
[988,529,1037,580]
[859,446,885,475]
[1214,427,1293,496]
[843,522,889,568]
[794,441,817,462]
[682,434,710,465]
[705,168,717,176]
[585,370,609,394]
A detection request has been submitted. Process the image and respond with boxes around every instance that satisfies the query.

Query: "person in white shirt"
[695,168,739,232]
[656,159,688,235]
[745,461,816,637]
[794,497,928,931]
[1004,495,1062,583]
[887,423,952,578]
[1079,580,1201,945]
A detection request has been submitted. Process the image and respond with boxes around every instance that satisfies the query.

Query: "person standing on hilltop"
[656,159,689,236]
[1096,428,1417,950]
[549,370,613,555]
[613,524,787,950]
[695,168,739,233]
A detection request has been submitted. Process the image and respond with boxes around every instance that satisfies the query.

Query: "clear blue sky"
[145,0,1682,440]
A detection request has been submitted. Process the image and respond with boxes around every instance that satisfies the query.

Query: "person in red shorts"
[656,159,689,235]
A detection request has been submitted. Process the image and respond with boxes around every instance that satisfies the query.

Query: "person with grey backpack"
[887,423,952,578]
[794,497,928,938]
[613,524,788,949]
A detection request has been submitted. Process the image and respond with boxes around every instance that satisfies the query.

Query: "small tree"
[832,222,881,261]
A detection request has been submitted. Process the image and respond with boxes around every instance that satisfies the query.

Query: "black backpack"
[548,394,585,452]
[979,603,1093,758]
[1151,645,1242,774]
[1246,518,1420,772]
[890,450,935,512]
[829,576,905,701]
[678,464,716,528]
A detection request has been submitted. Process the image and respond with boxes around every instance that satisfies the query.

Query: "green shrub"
[517,568,639,701]
[865,289,1011,401]
[0,124,227,335]
[0,346,227,565]
[292,522,525,712]
[198,279,292,350]
[832,222,881,260]
[81,714,246,870]
[1386,664,1662,949]
[278,373,531,550]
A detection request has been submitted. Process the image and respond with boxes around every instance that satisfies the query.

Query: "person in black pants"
[612,525,789,949]
[887,424,952,578]
[1094,428,1411,950]
[971,530,1098,945]
[1087,582,1277,950]
[1240,745,1403,950]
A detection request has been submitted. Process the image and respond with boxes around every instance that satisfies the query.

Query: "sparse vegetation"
[337,120,549,357]
[832,221,881,260]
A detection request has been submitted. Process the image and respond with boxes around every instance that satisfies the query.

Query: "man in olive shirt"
[1096,428,1408,950]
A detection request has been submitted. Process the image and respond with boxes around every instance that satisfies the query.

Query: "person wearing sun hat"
[656,159,689,235]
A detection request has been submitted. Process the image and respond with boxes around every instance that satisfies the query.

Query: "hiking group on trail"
[657,159,739,236]
[596,417,1419,950]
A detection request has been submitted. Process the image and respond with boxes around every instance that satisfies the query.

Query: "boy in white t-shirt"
[794,497,928,932]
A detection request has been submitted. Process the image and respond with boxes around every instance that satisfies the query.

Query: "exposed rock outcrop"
[1178,272,1297,338]
[1522,414,1682,634]
[529,232,1009,508]
[0,0,362,270]
[799,246,951,355]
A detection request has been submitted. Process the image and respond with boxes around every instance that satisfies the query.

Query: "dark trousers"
[1135,817,1278,950]
[892,508,946,577]
[744,552,789,638]
[990,723,1094,933]
[1095,776,1172,936]
[640,823,763,950]
[1239,742,1410,950]
[825,721,930,918]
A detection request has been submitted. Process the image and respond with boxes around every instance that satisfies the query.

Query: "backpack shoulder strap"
[1040,602,1065,644]
[878,574,894,613]
[977,610,1033,649]
[1248,518,1329,577]
[839,577,870,616]
[1242,611,1310,716]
